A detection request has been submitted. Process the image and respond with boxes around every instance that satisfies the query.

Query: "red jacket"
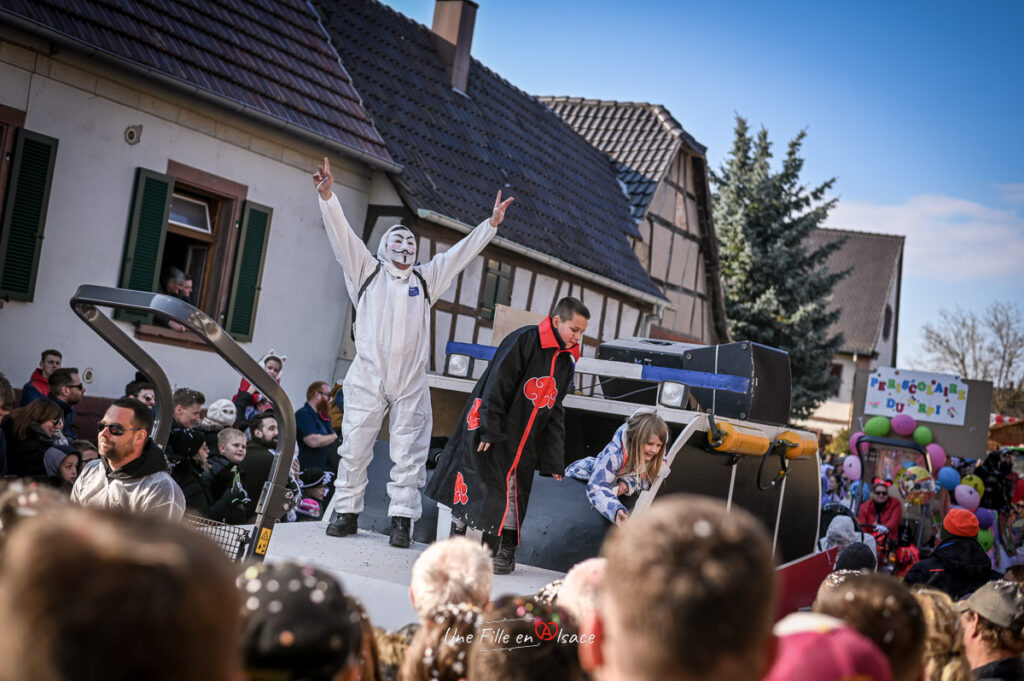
[858,495,902,535]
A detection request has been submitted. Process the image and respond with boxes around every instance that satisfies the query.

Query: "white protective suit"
[319,193,497,519]
[71,444,186,520]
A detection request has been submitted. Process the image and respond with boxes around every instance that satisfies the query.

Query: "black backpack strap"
[411,267,431,305]
[350,262,382,340]
[357,262,382,303]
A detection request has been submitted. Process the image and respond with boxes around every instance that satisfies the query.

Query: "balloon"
[926,443,947,472]
[954,484,981,511]
[849,431,866,455]
[978,528,994,553]
[900,460,914,469]
[937,466,961,491]
[843,455,863,482]
[975,507,996,530]
[962,474,986,499]
[864,416,891,437]
[899,465,935,506]
[891,414,917,436]
[849,480,871,502]
[913,426,934,446]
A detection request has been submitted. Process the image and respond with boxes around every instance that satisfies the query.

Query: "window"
[167,193,212,234]
[0,104,58,302]
[117,163,272,342]
[829,362,843,397]
[479,258,512,321]
[882,304,893,341]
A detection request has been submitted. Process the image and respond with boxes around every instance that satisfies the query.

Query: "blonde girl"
[911,586,972,681]
[565,410,669,526]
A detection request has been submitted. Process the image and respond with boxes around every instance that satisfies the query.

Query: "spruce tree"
[711,116,847,420]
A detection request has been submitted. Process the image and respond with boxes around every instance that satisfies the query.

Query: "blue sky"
[385,0,1024,368]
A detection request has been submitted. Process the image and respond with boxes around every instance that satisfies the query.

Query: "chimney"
[431,0,477,93]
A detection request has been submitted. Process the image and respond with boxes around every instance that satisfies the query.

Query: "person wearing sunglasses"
[0,398,67,481]
[857,478,903,536]
[47,367,85,440]
[71,398,185,520]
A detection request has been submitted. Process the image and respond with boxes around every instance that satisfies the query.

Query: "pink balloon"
[926,443,947,472]
[954,484,980,511]
[891,414,917,436]
[843,455,862,482]
[975,507,996,530]
[849,431,866,455]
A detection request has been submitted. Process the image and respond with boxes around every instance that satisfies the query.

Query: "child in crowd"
[565,410,669,526]
[426,297,589,575]
[295,467,334,521]
[71,439,99,463]
[232,350,285,426]
[43,448,80,495]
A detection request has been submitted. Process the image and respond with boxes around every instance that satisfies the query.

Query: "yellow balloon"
[962,474,986,498]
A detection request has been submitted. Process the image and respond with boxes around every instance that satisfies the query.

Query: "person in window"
[156,266,188,331]
[314,157,512,549]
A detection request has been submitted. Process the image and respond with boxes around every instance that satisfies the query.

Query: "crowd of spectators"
[4,484,1020,681]
[1,347,343,525]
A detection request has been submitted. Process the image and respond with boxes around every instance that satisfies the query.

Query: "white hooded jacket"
[71,439,185,520]
[319,194,496,397]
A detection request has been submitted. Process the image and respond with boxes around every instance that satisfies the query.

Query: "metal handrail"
[69,285,297,560]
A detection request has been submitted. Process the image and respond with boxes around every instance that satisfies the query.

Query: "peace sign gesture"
[490,190,515,227]
[313,156,334,200]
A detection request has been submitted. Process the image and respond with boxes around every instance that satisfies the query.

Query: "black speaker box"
[597,337,792,425]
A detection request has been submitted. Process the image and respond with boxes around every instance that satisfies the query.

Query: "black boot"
[390,516,411,548]
[482,531,500,556]
[325,512,358,537]
[493,529,517,575]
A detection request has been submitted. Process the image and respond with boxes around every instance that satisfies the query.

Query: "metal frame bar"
[69,284,297,560]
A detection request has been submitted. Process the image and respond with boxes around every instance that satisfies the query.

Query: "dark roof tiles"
[313,0,662,298]
[540,97,707,221]
[807,228,905,356]
[1,0,392,165]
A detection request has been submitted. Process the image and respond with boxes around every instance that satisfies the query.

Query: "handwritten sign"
[864,367,968,426]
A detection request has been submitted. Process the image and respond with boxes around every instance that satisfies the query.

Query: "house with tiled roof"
[0,0,398,400]
[539,98,729,345]
[311,0,671,370]
[800,228,905,436]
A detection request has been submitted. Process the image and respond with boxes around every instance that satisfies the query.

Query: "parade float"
[835,367,1008,572]
[70,287,824,622]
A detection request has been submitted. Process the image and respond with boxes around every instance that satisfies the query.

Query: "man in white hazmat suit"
[313,157,513,547]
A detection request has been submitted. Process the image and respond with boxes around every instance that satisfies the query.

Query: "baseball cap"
[957,580,1024,629]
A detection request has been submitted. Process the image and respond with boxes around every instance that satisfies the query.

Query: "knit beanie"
[942,508,979,540]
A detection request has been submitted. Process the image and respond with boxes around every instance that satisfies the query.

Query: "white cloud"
[997,183,1024,204]
[827,194,1024,282]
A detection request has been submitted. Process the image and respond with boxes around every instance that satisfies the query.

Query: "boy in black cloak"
[425,297,589,574]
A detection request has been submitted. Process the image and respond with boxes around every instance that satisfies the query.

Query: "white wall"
[0,47,372,407]
[871,270,900,369]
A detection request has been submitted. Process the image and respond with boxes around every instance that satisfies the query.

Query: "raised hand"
[489,189,515,227]
[313,156,334,199]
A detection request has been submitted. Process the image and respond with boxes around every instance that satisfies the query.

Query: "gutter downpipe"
[2,12,402,174]
[417,209,674,311]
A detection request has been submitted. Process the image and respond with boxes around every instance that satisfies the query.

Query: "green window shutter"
[0,129,59,301]
[116,168,173,322]
[225,201,272,342]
